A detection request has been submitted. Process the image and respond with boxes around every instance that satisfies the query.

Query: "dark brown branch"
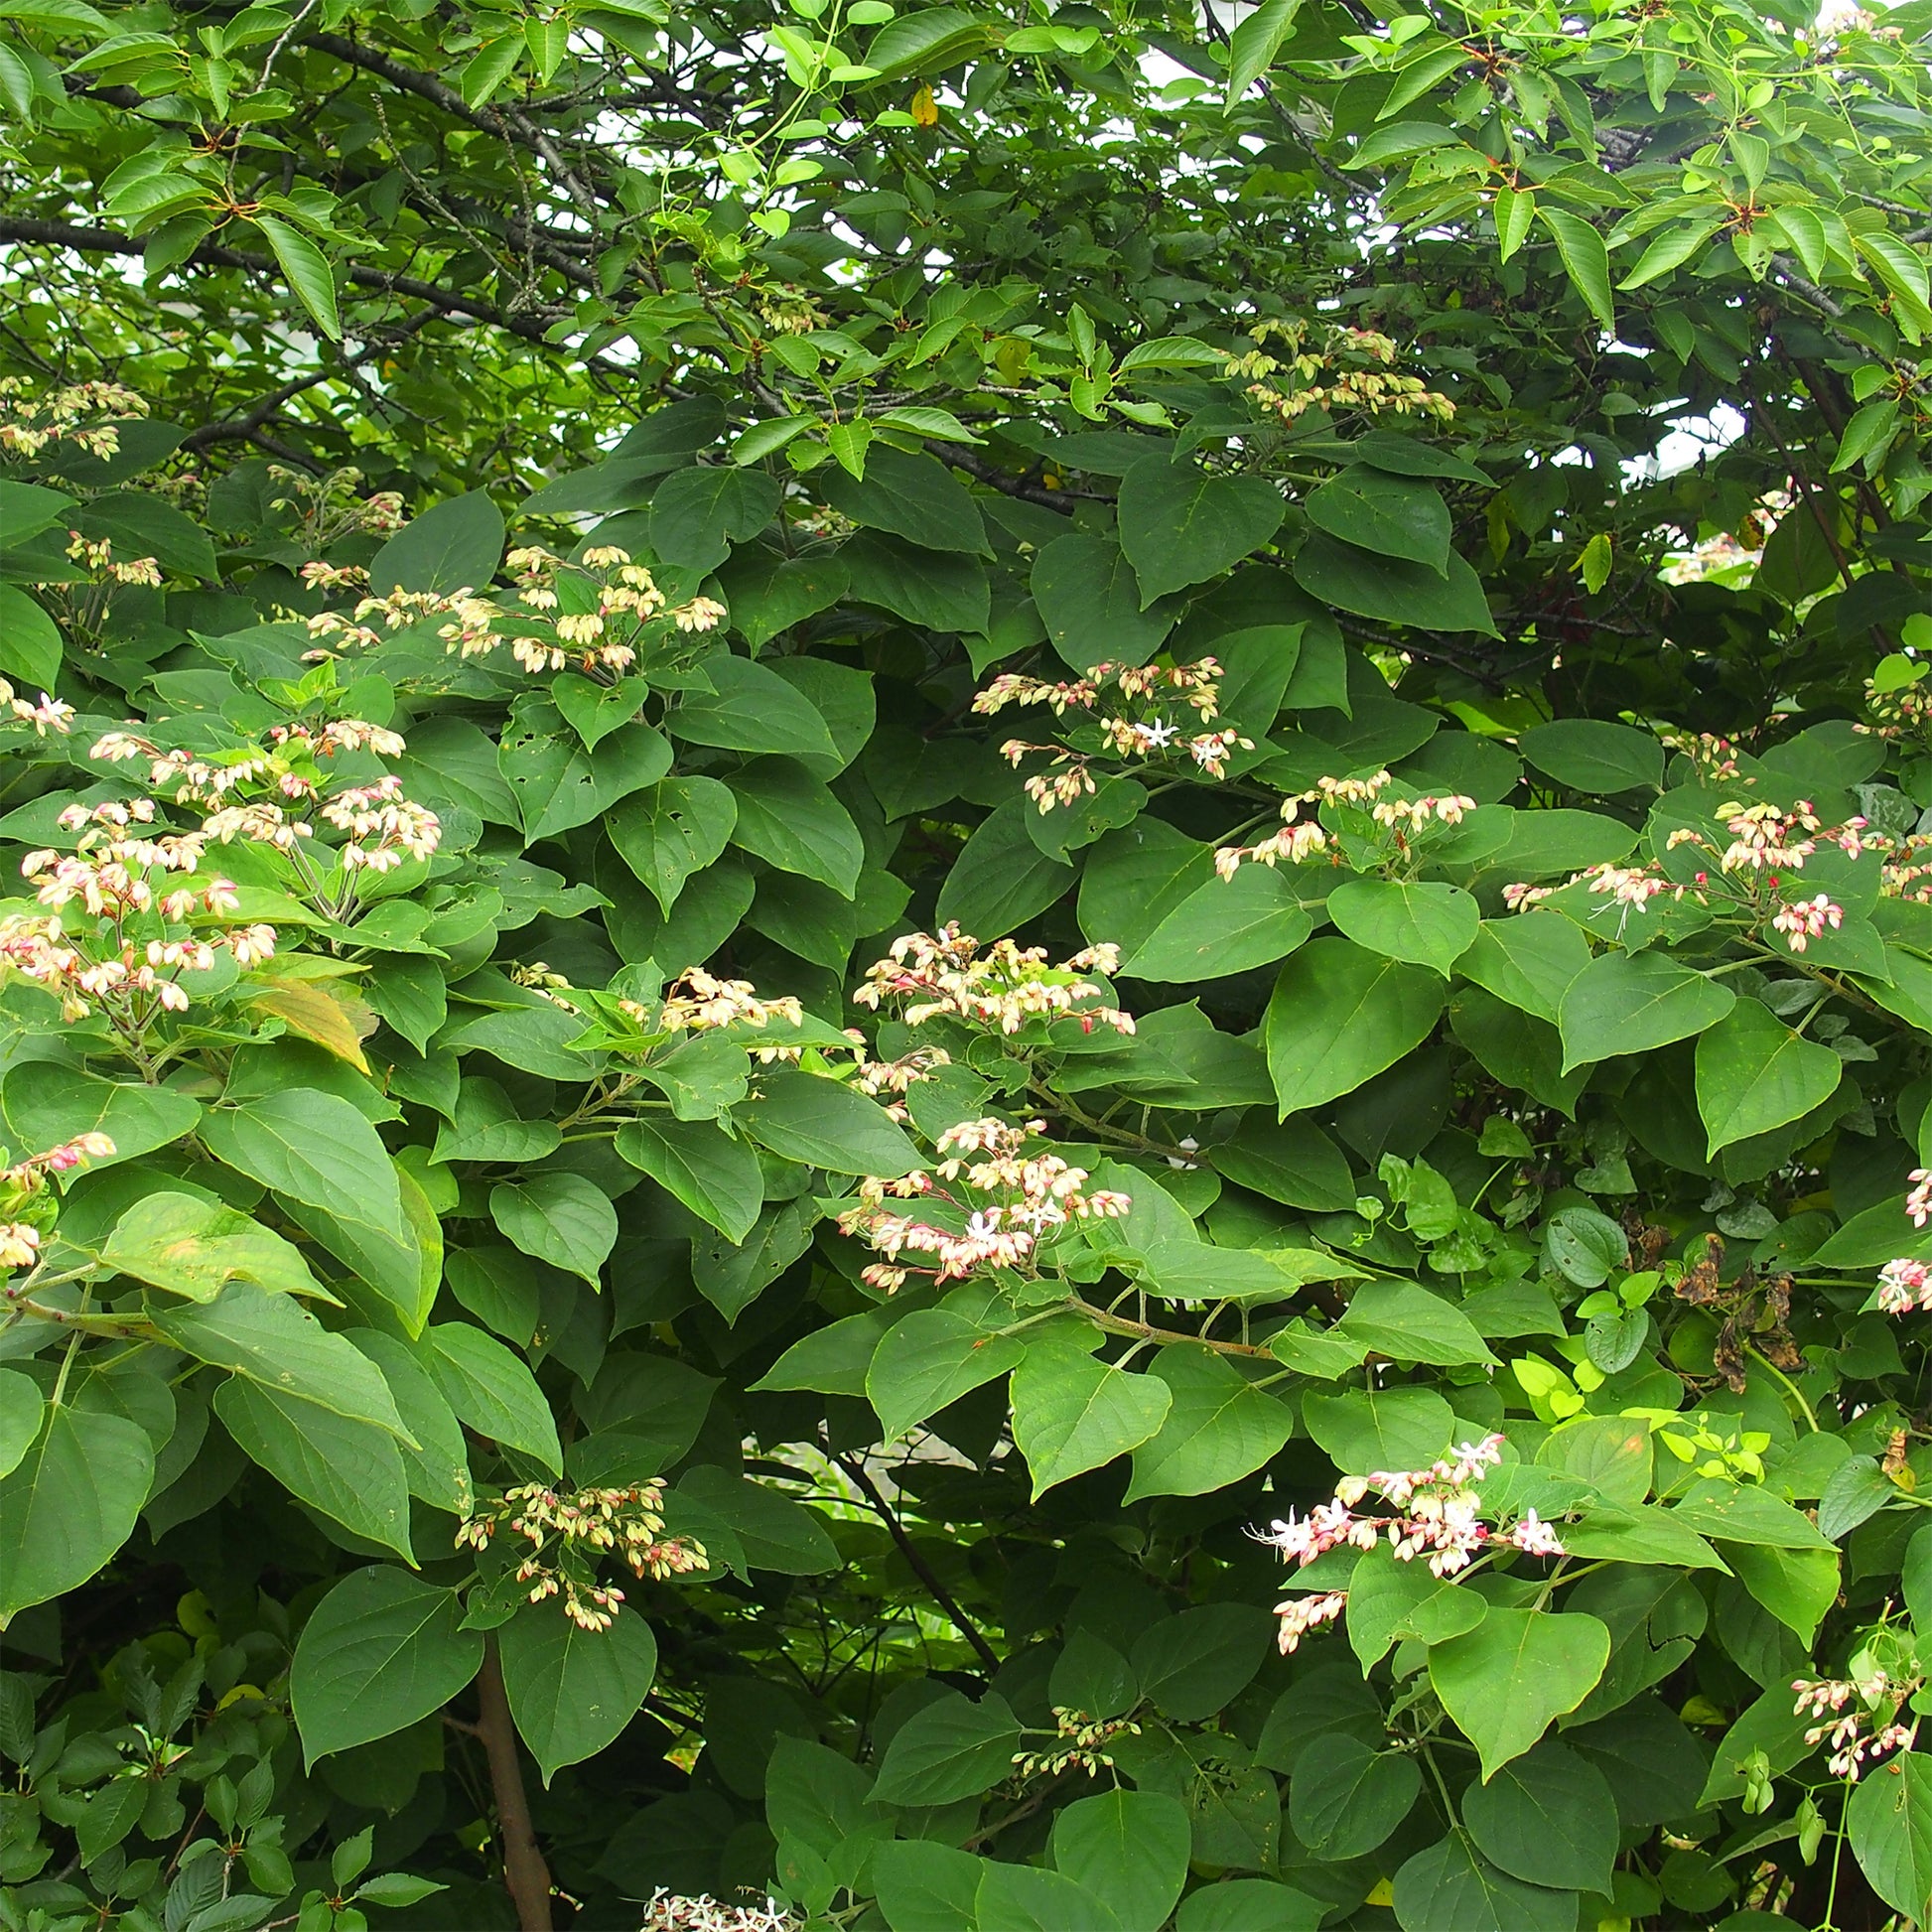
[0,214,575,345]
[926,441,1091,512]
[476,1636,554,1932]
[833,1451,1001,1673]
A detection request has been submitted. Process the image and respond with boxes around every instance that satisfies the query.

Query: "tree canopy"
[10,0,1932,1927]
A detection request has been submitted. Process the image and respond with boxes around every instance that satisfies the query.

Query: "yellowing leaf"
[910,83,938,126]
[242,979,374,1071]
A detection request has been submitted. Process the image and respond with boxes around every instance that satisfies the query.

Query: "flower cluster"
[641,1890,798,1932]
[457,1479,709,1631]
[1659,729,1744,780]
[975,659,1244,810]
[1876,1258,1932,1314]
[852,1045,953,1121]
[0,677,74,738]
[7,820,275,1029]
[1500,794,1889,949]
[1011,1708,1143,1780]
[838,1116,1131,1293]
[1215,768,1474,879]
[0,1133,116,1277]
[855,926,1133,1037]
[1262,1436,1565,1651]
[1792,1675,1920,1780]
[91,722,440,918]
[1904,1169,1932,1228]
[305,544,725,680]
[270,465,407,549]
[651,967,805,1038]
[1227,321,1454,424]
[0,376,145,460]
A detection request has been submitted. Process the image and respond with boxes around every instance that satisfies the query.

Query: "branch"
[926,441,1092,512]
[302,32,604,218]
[476,1637,554,1932]
[0,214,578,345]
[833,1451,1002,1673]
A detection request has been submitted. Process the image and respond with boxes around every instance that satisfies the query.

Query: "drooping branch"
[833,1450,1002,1673]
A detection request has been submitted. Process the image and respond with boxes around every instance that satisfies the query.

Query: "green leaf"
[616,1117,763,1243]
[1131,1604,1273,1721]
[0,1368,42,1481]
[1557,952,1734,1073]
[1539,207,1614,332]
[692,1198,813,1323]
[1342,1540,1487,1670]
[1225,0,1300,96]
[1462,1739,1617,1893]
[345,1328,469,1513]
[1288,1733,1421,1859]
[1617,213,1725,290]
[422,1323,561,1471]
[867,1308,1026,1440]
[498,1600,657,1784]
[253,213,340,340]
[647,466,781,569]
[1457,910,1592,1025]
[1518,719,1662,793]
[432,1078,564,1167]
[668,655,839,761]
[103,1191,325,1303]
[1667,1478,1835,1550]
[213,1378,414,1559]
[607,776,739,915]
[678,1464,837,1574]
[289,1568,483,1766]
[1694,998,1843,1158]
[1304,467,1449,572]
[1428,1607,1611,1779]
[201,1090,407,1246]
[369,490,505,595]
[736,1065,919,1175]
[0,1405,152,1619]
[1208,1117,1355,1210]
[1032,532,1179,672]
[488,1173,617,1283]
[818,444,987,555]
[1049,1788,1190,1932]
[0,585,61,689]
[1124,1345,1294,1501]
[1291,532,1499,635]
[1265,937,1447,1114]
[1724,1542,1839,1645]
[1338,1283,1495,1366]
[2,1064,199,1170]
[1125,865,1313,982]
[1326,878,1478,977]
[840,531,991,632]
[936,798,1076,940]
[1850,1751,1932,1925]
[1392,1831,1577,1932]
[1302,1386,1453,1473]
[152,1284,410,1434]
[1116,456,1286,604]
[728,757,864,894]
[1011,1338,1173,1498]
[870,1691,1023,1806]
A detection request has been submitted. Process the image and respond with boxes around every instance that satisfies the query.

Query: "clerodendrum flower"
[1260,1435,1564,1651]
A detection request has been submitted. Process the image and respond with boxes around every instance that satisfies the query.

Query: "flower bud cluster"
[305,544,725,678]
[839,1116,1131,1293]
[1792,1675,1921,1780]
[975,659,1238,812]
[1262,1436,1564,1651]
[855,926,1132,1037]
[66,530,163,586]
[0,376,145,460]
[1011,1708,1143,1780]
[1216,768,1473,878]
[457,1479,709,1632]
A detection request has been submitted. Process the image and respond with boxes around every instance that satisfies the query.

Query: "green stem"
[1745,1342,1820,1432]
